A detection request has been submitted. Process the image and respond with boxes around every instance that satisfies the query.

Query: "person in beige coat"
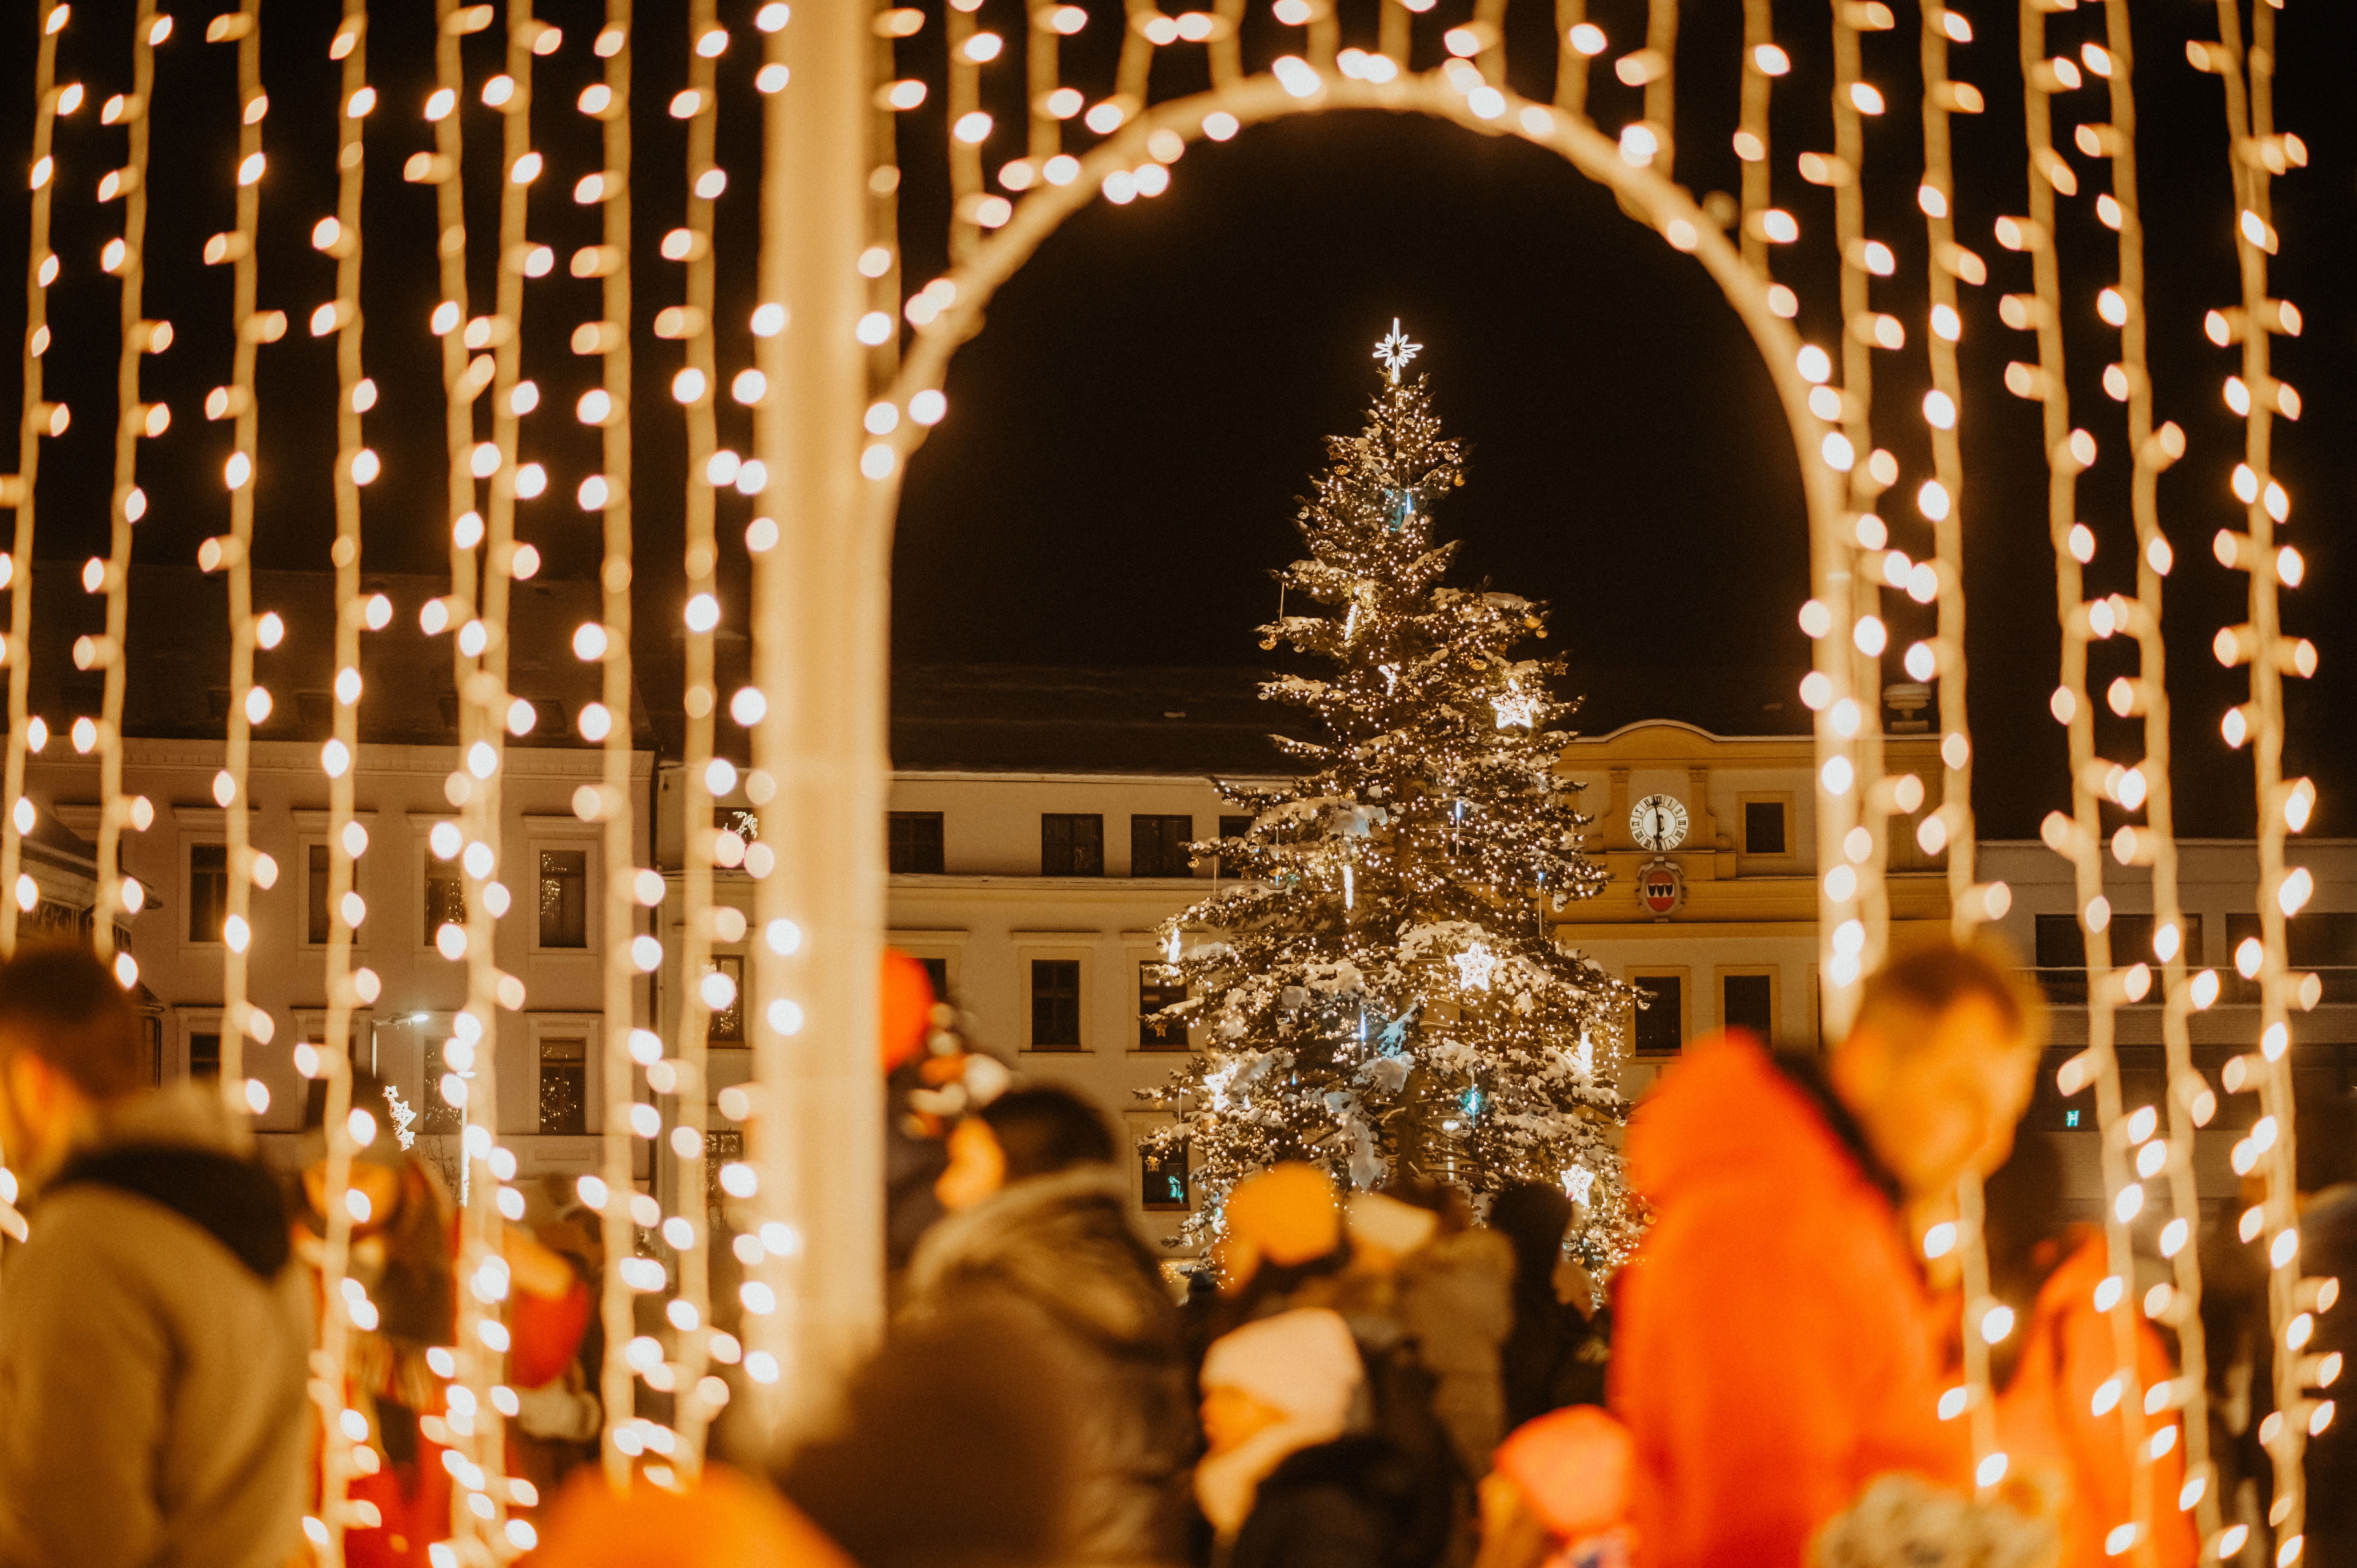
[0,944,311,1568]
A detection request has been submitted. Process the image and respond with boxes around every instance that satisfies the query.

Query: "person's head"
[1488,1182,1576,1296]
[299,1069,410,1234]
[1828,939,2043,1203]
[1216,1162,1342,1294]
[777,1300,1073,1568]
[934,1084,1115,1211]
[0,943,149,1179]
[1198,1307,1363,1455]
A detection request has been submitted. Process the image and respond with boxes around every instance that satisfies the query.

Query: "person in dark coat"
[1488,1183,1610,1429]
[1197,1308,1432,1568]
[902,1085,1195,1567]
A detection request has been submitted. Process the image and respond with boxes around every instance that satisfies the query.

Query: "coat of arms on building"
[1636,856,1684,917]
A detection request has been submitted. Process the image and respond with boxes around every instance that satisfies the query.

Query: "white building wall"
[28,738,653,1183]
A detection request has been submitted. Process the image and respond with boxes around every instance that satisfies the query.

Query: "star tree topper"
[1373,318,1422,383]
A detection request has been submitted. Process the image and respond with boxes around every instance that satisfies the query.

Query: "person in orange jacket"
[1984,1136,2197,1568]
[1610,941,2042,1568]
[295,1073,592,1567]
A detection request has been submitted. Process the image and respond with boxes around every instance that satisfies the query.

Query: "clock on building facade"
[1630,793,1689,852]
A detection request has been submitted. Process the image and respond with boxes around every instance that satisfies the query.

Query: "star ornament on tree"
[1373,318,1422,382]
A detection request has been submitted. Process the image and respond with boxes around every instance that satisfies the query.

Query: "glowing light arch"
[866,70,1875,1027]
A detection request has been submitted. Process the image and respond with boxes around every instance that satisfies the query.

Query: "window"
[1131,816,1194,878]
[2036,912,2207,969]
[188,843,228,943]
[423,868,466,944]
[1030,960,1081,1049]
[889,812,945,874]
[2223,911,2357,1002]
[187,1031,221,1081]
[539,849,588,948]
[421,1038,462,1134]
[1140,962,1189,1049]
[308,844,332,945]
[145,1017,163,1085]
[539,1038,587,1135]
[1631,975,1684,1056]
[1723,973,1773,1044]
[1041,814,1104,877]
[1743,800,1788,856]
[706,954,745,1043]
[1143,1142,1190,1210]
[704,1129,746,1207]
[919,956,949,1001]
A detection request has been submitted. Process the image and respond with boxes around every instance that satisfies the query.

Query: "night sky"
[2,0,2352,842]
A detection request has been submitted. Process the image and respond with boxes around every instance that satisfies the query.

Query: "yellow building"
[1551,720,1949,1095]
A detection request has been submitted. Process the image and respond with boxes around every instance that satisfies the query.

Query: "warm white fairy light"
[578,14,639,1493]
[662,0,724,1473]
[2012,2,2164,1541]
[87,0,163,971]
[202,0,268,1105]
[304,5,378,1555]
[2194,4,2311,1556]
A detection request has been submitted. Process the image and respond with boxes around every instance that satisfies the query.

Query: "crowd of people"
[0,937,2346,1568]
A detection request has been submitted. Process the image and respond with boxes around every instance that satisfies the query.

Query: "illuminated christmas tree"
[1142,325,1638,1264]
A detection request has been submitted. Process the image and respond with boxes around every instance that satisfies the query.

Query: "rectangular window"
[1030,959,1082,1049]
[308,844,332,946]
[2224,911,2357,1003]
[704,1129,746,1208]
[1142,1142,1190,1210]
[706,954,745,1043]
[538,1038,587,1135]
[920,957,949,1002]
[889,812,945,874]
[1130,815,1194,878]
[421,1038,462,1134]
[187,1031,221,1081]
[539,849,589,948]
[145,1017,163,1085]
[423,868,466,944]
[188,844,228,943]
[1631,975,1684,1056]
[1723,973,1773,1044]
[1041,814,1104,877]
[1140,962,1189,1049]
[1743,800,1787,856]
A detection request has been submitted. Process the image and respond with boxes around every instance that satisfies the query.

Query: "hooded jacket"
[901,1164,1196,1567]
[1610,1032,1968,1568]
[1995,1234,2195,1568]
[0,1082,312,1568]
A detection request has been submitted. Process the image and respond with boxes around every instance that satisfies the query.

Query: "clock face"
[1630,793,1689,852]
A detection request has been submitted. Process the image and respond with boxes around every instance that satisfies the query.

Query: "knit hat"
[1201,1308,1364,1432]
[1217,1163,1341,1288]
[534,1464,852,1568]
[1491,1406,1634,1540]
[1346,1191,1438,1259]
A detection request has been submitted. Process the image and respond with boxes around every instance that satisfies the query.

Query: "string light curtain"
[580,0,642,1495]
[664,0,724,1474]
[0,0,71,955]
[88,0,166,983]
[2201,0,2318,1556]
[204,0,270,1107]
[2086,0,2221,1545]
[301,0,392,1553]
[0,4,2333,1561]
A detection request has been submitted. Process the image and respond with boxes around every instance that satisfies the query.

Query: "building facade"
[16,566,654,1190]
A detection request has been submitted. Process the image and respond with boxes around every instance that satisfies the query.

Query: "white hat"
[1200,1308,1364,1432]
